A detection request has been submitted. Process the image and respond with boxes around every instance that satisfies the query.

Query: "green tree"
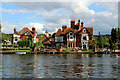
[111,28,115,43]
[98,32,104,48]
[109,38,113,49]
[0,24,1,32]
[118,28,120,40]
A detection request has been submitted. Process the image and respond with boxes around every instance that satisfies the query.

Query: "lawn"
[62,49,93,52]
[62,49,77,52]
[0,50,32,52]
[82,49,93,52]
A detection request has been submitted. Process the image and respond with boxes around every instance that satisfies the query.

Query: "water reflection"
[2,53,120,78]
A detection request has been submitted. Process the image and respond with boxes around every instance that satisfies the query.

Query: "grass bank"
[0,50,32,52]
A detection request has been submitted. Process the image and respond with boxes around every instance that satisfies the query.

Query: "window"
[68,43,70,48]
[83,36,87,40]
[70,33,73,35]
[55,36,63,42]
[25,31,30,35]
[83,42,84,44]
[71,43,72,48]
[70,37,73,39]
[15,38,17,41]
[73,43,74,48]
[83,29,86,32]
[69,32,73,39]
[83,45,86,49]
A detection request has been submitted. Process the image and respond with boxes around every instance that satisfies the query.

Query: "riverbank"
[1,51,120,54]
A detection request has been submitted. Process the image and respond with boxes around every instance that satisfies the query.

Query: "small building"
[12,27,38,44]
[41,19,93,50]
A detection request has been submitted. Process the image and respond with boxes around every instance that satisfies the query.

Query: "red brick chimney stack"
[71,20,75,29]
[78,19,80,29]
[32,27,36,31]
[14,27,16,33]
[62,25,67,32]
[81,21,84,29]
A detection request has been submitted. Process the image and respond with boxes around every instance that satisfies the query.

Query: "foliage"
[0,50,32,52]
[0,32,12,41]
[98,32,104,48]
[110,27,120,49]
[0,24,1,32]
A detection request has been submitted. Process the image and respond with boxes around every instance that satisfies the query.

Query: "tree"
[98,32,104,48]
[109,39,113,49]
[118,28,120,40]
[0,24,1,32]
[111,28,115,43]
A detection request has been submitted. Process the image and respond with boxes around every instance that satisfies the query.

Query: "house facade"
[41,19,93,50]
[12,27,38,44]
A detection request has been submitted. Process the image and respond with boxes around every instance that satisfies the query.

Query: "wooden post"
[34,47,37,52]
[94,46,97,52]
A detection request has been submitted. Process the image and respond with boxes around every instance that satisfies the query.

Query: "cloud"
[1,8,31,14]
[1,21,45,34]
[27,23,45,34]
[1,2,118,35]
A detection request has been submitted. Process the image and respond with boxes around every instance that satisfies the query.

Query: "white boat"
[15,52,26,54]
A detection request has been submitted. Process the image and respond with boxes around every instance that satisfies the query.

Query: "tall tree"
[0,24,1,32]
[98,32,104,48]
[118,28,120,41]
[111,28,115,43]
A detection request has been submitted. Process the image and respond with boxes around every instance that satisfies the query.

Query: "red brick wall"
[76,34,81,47]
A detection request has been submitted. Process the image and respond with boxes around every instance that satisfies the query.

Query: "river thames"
[1,53,120,78]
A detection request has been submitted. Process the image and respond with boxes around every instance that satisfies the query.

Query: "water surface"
[1,53,120,78]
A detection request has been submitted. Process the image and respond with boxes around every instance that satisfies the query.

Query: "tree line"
[89,27,120,50]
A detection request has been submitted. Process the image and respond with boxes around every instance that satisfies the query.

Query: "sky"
[0,1,119,35]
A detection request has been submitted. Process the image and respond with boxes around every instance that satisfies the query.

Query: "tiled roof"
[75,23,79,26]
[55,29,64,36]
[43,40,51,44]
[85,27,93,35]
[75,27,93,35]
[40,35,48,42]
[64,27,74,34]
[15,27,36,37]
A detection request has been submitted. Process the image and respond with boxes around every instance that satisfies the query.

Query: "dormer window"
[25,31,30,35]
[83,29,86,32]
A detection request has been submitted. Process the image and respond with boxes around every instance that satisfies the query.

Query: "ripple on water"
[1,54,120,78]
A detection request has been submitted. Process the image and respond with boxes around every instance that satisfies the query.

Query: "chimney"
[14,27,16,33]
[71,20,75,29]
[32,27,36,31]
[78,19,80,30]
[62,25,67,32]
[78,19,80,26]
[81,21,84,29]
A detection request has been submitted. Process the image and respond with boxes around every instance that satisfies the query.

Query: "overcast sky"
[0,1,119,35]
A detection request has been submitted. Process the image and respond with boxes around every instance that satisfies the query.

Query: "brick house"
[12,27,38,44]
[41,19,93,50]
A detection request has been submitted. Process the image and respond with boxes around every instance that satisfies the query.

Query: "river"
[1,53,120,78]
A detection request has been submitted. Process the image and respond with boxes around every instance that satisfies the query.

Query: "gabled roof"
[85,27,93,35]
[64,27,74,34]
[14,27,36,37]
[43,40,51,45]
[55,29,64,36]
